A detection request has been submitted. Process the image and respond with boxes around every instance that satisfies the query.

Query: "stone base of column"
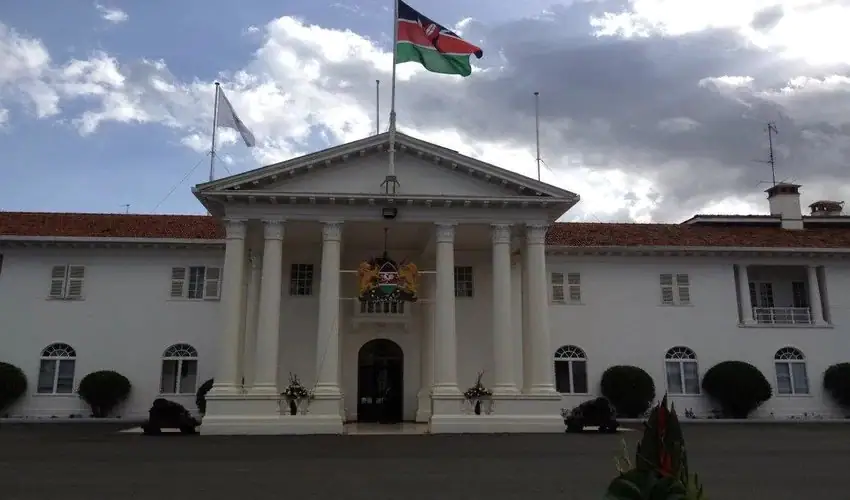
[415,388,432,423]
[207,383,242,397]
[492,384,521,396]
[429,393,563,434]
[430,383,461,397]
[201,415,344,435]
[525,384,560,396]
[246,384,279,397]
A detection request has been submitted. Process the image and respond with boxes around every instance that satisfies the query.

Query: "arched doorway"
[357,338,404,423]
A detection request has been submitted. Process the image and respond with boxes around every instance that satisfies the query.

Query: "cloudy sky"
[1,0,849,222]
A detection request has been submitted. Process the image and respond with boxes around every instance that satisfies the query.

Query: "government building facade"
[1,132,849,434]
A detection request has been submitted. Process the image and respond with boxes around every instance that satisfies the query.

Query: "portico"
[193,131,579,434]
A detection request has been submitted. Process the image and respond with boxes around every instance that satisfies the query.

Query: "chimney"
[809,200,844,216]
[766,183,803,230]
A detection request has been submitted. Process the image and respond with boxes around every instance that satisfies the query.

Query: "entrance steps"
[343,422,428,435]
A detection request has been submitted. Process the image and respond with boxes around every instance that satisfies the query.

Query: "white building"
[1,132,849,434]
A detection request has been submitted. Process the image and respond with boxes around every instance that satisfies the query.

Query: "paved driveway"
[1,423,848,500]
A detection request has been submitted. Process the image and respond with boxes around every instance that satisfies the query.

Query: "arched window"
[774,347,809,395]
[160,344,199,394]
[37,343,77,394]
[664,346,700,395]
[554,345,588,394]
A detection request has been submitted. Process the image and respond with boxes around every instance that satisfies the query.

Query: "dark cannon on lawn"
[561,397,619,433]
[141,398,201,435]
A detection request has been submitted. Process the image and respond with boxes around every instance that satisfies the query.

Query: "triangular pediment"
[194,132,578,202]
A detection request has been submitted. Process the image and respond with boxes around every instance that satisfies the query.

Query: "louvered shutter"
[170,267,186,298]
[49,265,68,298]
[204,267,221,299]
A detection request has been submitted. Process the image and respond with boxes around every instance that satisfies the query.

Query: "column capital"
[491,223,512,245]
[321,221,343,242]
[262,219,285,240]
[435,223,456,243]
[223,218,248,240]
[525,223,549,245]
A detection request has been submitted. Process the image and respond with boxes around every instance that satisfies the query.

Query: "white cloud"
[95,3,129,24]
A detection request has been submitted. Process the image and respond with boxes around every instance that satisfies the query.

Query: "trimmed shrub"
[600,365,656,418]
[78,370,132,418]
[0,362,27,413]
[701,361,771,418]
[196,378,214,415]
[824,363,850,411]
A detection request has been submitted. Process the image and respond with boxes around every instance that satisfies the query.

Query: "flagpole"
[209,82,221,182]
[376,79,381,135]
[382,0,400,195]
[534,91,541,181]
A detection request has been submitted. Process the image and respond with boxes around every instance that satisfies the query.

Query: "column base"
[525,384,559,396]
[431,383,461,397]
[415,388,432,423]
[246,384,279,397]
[429,393,564,434]
[207,383,242,397]
[201,415,344,435]
[492,384,521,396]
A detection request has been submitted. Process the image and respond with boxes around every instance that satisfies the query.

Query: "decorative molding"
[491,223,512,245]
[435,223,455,244]
[223,218,248,240]
[262,219,285,240]
[525,223,548,246]
[321,221,343,242]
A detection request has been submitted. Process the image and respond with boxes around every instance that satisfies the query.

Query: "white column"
[241,252,262,389]
[737,264,754,325]
[807,265,825,325]
[415,276,436,421]
[525,223,557,395]
[510,250,525,390]
[432,223,460,396]
[314,221,343,397]
[250,220,285,395]
[211,218,248,395]
[520,239,533,392]
[491,223,518,394]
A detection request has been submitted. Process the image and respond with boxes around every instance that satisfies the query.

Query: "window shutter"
[203,267,222,299]
[567,273,582,302]
[675,273,690,304]
[65,266,86,298]
[551,272,565,303]
[660,274,674,304]
[170,267,186,298]
[49,265,68,298]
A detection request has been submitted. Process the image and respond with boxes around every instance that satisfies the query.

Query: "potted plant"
[463,371,493,415]
[280,373,312,415]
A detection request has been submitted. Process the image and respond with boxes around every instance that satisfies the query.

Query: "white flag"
[215,88,256,147]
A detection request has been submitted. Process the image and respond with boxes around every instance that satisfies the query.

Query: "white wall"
[2,244,848,420]
[0,246,223,418]
[548,255,850,418]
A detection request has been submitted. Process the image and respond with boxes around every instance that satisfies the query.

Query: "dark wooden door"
[357,339,403,423]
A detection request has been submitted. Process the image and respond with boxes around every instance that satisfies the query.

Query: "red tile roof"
[2,212,850,249]
[0,212,223,240]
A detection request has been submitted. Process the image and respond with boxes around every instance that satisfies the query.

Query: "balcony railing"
[753,307,812,325]
[358,300,406,315]
[351,299,410,330]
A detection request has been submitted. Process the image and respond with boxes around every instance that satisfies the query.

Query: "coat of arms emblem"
[358,252,420,303]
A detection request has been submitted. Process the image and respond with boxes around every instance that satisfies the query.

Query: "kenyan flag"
[396,0,483,77]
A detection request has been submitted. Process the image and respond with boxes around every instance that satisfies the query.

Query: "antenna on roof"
[753,122,778,187]
[534,91,541,181]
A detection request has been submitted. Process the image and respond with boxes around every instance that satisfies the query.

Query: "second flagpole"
[209,82,221,182]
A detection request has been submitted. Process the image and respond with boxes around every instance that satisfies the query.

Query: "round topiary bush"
[196,378,214,415]
[701,361,772,418]
[77,370,132,418]
[0,362,27,414]
[823,362,850,411]
[600,365,656,418]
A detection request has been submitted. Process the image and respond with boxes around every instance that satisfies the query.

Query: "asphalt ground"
[1,422,848,500]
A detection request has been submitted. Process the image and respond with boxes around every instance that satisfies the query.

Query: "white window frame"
[36,343,77,395]
[454,266,474,298]
[664,346,700,395]
[553,345,589,394]
[159,344,199,395]
[48,265,86,300]
[774,347,810,396]
[289,264,315,296]
[170,266,221,300]
[660,273,690,305]
[551,272,581,304]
